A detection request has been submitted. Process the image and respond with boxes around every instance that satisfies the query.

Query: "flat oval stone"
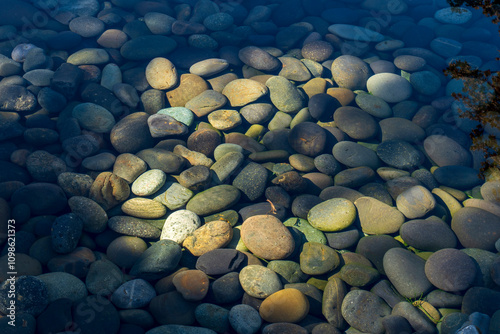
[72,102,116,133]
[332,141,380,170]
[383,248,433,299]
[239,265,283,299]
[229,304,262,334]
[278,57,311,82]
[121,198,167,219]
[173,270,209,301]
[354,196,405,235]
[307,198,356,232]
[186,185,240,216]
[190,58,229,77]
[376,140,422,170]
[329,24,385,42]
[400,218,457,251]
[183,220,233,256]
[424,135,471,167]
[186,90,227,118]
[259,288,309,323]
[207,109,242,131]
[67,48,109,65]
[108,215,161,239]
[331,55,371,91]
[195,303,230,334]
[480,180,500,204]
[333,106,378,140]
[334,166,376,189]
[433,166,483,190]
[241,215,295,260]
[68,196,108,233]
[266,76,307,113]
[232,162,268,202]
[120,35,177,61]
[37,272,88,303]
[110,112,155,154]
[111,279,156,309]
[106,236,147,269]
[145,57,178,90]
[300,242,340,275]
[425,248,476,292]
[136,148,185,174]
[238,46,281,72]
[379,117,426,143]
[367,73,413,103]
[132,169,166,196]
[130,239,182,280]
[355,93,392,118]
[81,152,116,171]
[451,207,500,251]
[394,55,426,72]
[288,122,327,157]
[341,290,391,334]
[148,114,189,138]
[160,209,201,244]
[396,185,436,219]
[434,7,472,24]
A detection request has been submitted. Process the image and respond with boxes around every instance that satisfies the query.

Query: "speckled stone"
[300,242,340,275]
[229,304,262,334]
[185,90,227,118]
[132,169,166,196]
[68,196,108,233]
[399,218,457,252]
[130,239,182,280]
[111,279,156,309]
[195,303,230,333]
[186,185,241,216]
[266,75,307,113]
[107,216,161,239]
[0,275,48,316]
[145,57,178,90]
[239,265,283,299]
[161,210,201,244]
[341,290,391,334]
[51,213,83,254]
[451,207,500,251]
[121,197,167,219]
[173,270,210,301]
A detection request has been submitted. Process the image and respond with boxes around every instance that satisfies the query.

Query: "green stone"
[338,263,380,287]
[186,185,241,216]
[204,210,240,227]
[300,242,340,275]
[283,217,327,244]
[267,260,309,284]
[153,181,193,210]
[307,198,357,232]
[157,107,194,126]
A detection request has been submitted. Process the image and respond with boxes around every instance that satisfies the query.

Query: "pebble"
[108,216,161,239]
[183,220,233,256]
[396,185,436,219]
[451,207,500,252]
[328,24,385,42]
[400,218,457,251]
[196,249,245,276]
[425,248,477,292]
[195,303,230,334]
[266,75,307,113]
[307,198,356,232]
[355,93,392,118]
[410,70,442,96]
[239,265,283,299]
[333,106,378,140]
[300,242,340,275]
[68,196,108,233]
[331,55,371,90]
[229,304,262,334]
[0,275,48,316]
[185,90,227,118]
[259,288,310,323]
[106,236,147,269]
[51,213,83,254]
[122,197,166,219]
[110,112,155,154]
[238,46,280,71]
[435,7,472,24]
[111,279,156,309]
[145,57,178,90]
[341,290,391,334]
[132,169,166,196]
[367,73,413,103]
[376,140,422,170]
[160,210,201,244]
[130,239,182,280]
[354,196,405,235]
[186,185,241,216]
[173,270,209,301]
[82,152,116,171]
[332,141,380,170]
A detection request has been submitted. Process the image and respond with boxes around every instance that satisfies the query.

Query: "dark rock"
[196,249,245,276]
[11,183,67,215]
[51,63,83,99]
[0,275,48,316]
[356,235,402,275]
[452,207,500,252]
[130,239,182,280]
[211,272,245,304]
[377,140,423,170]
[334,106,378,140]
[120,35,177,61]
[392,301,437,334]
[36,298,73,334]
[51,213,83,254]
[108,216,161,239]
[341,290,391,334]
[72,295,120,334]
[0,85,36,112]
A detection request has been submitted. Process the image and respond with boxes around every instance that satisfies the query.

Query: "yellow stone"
[259,288,310,323]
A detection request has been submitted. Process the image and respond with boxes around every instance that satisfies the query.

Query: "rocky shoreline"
[0,0,500,333]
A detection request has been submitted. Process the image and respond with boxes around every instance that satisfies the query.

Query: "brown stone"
[145,57,178,90]
[187,128,221,157]
[89,172,130,210]
[354,196,405,235]
[259,288,310,323]
[121,197,167,219]
[222,78,268,107]
[172,269,210,301]
[183,220,233,256]
[166,73,209,107]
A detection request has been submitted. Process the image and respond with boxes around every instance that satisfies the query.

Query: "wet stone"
[186,185,241,216]
[376,140,422,170]
[239,265,283,299]
[51,213,83,254]
[300,242,340,275]
[113,153,148,184]
[229,304,262,334]
[196,249,245,276]
[354,196,405,235]
[341,290,391,334]
[266,76,307,113]
[26,150,66,182]
[425,248,476,292]
[160,210,201,244]
[108,216,161,239]
[211,272,245,304]
[185,90,227,118]
[333,106,378,140]
[195,303,230,334]
[396,185,436,219]
[400,218,457,251]
[183,220,233,256]
[68,196,108,234]
[452,207,500,252]
[121,197,167,219]
[0,275,48,317]
[173,270,210,301]
[111,279,156,309]
[130,239,182,280]
[89,172,130,210]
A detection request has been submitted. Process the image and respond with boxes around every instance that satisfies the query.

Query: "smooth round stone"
[267,260,307,285]
[0,275,48,317]
[221,79,268,107]
[341,290,391,334]
[376,140,422,170]
[452,207,500,252]
[462,287,500,317]
[68,196,107,234]
[425,248,476,292]
[69,16,105,37]
[120,35,177,61]
[400,218,457,251]
[172,270,209,301]
[195,303,230,333]
[85,259,125,296]
[203,11,233,30]
[129,239,182,280]
[331,55,371,90]
[51,213,83,254]
[72,102,115,133]
[238,46,280,72]
[136,148,185,174]
[132,169,166,196]
[354,196,405,235]
[113,153,147,184]
[241,215,294,260]
[430,37,462,58]
[108,215,161,239]
[23,69,54,86]
[183,220,233,256]
[260,288,309,323]
[190,58,229,77]
[229,304,262,334]
[97,29,128,48]
[81,152,116,171]
[207,109,242,131]
[481,181,500,204]
[188,34,218,49]
[334,165,376,188]
[149,290,197,326]
[333,106,378,140]
[355,93,392,118]
[185,90,227,118]
[288,122,327,157]
[266,76,306,113]
[0,84,37,112]
[111,279,156,309]
[394,55,426,72]
[308,93,341,121]
[278,57,311,82]
[314,154,342,176]
[367,73,413,103]
[339,263,380,287]
[143,12,175,35]
[383,248,433,299]
[307,198,356,232]
[147,114,189,137]
[379,117,426,143]
[300,242,340,275]
[433,166,483,190]
[25,150,66,182]
[153,181,194,210]
[424,135,471,167]
[196,248,245,276]
[328,24,385,42]
[211,272,244,304]
[145,57,178,90]
[434,7,472,24]
[301,40,334,62]
[396,185,436,219]
[409,71,442,96]
[187,128,221,157]
[23,127,58,147]
[186,185,240,216]
[370,59,396,74]
[332,141,380,170]
[160,209,201,244]
[239,265,283,299]
[37,272,87,304]
[290,194,322,218]
[106,236,147,269]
